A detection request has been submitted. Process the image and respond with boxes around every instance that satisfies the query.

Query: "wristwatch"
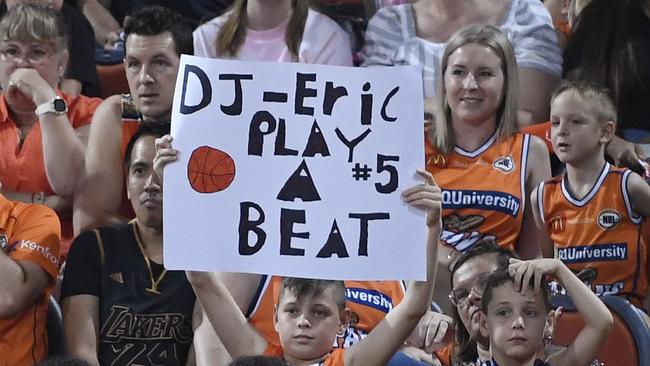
[35,96,67,116]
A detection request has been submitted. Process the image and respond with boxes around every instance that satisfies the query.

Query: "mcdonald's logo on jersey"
[549,215,565,233]
[427,153,447,168]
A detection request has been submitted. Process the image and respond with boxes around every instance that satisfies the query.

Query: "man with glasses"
[0,3,101,257]
[72,5,192,233]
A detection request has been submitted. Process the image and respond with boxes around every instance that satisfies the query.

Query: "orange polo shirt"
[0,92,101,256]
[0,193,61,365]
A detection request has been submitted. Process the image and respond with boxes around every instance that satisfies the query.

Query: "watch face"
[53,98,67,113]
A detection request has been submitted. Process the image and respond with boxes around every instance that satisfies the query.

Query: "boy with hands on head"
[479,258,613,366]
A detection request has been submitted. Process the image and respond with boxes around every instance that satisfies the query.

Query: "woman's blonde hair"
[216,0,309,60]
[0,3,68,51]
[430,24,518,154]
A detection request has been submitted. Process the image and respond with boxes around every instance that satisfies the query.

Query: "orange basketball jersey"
[538,163,648,306]
[248,276,405,349]
[425,133,531,252]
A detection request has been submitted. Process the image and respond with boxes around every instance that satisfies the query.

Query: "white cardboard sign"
[164,55,425,280]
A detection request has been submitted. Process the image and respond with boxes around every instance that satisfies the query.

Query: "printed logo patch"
[442,189,521,217]
[0,234,7,251]
[427,153,447,168]
[345,288,393,313]
[110,272,124,284]
[557,243,627,263]
[549,215,565,233]
[597,209,620,230]
[492,155,515,174]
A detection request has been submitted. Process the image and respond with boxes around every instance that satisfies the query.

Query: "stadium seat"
[47,296,66,355]
[96,63,130,99]
[551,295,650,366]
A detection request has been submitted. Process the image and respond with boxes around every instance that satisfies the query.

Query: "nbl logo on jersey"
[492,155,515,174]
[597,209,620,230]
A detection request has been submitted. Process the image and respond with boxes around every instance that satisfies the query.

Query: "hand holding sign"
[401,169,442,228]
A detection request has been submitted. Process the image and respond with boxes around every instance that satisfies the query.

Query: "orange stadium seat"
[96,63,130,99]
[551,295,650,366]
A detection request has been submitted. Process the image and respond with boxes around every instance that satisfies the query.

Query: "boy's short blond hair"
[551,80,617,128]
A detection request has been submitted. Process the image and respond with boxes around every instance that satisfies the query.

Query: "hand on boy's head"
[153,134,178,183]
[401,169,442,227]
[508,258,559,295]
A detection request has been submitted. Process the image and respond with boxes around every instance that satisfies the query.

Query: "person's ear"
[273,304,280,333]
[478,310,490,339]
[545,307,561,340]
[600,121,615,144]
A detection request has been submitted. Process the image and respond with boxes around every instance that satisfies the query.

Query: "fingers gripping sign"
[153,134,178,184]
[401,169,442,227]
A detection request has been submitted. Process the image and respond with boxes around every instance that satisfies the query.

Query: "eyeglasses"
[449,271,493,307]
[0,45,56,65]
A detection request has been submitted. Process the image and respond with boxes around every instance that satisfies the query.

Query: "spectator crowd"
[0,0,649,365]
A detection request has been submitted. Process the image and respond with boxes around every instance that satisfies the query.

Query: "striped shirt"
[362,0,562,98]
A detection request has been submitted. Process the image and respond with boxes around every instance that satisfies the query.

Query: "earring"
[544,334,553,344]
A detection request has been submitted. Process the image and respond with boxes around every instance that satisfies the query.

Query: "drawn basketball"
[187,146,236,193]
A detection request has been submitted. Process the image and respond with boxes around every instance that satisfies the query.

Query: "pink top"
[193,9,353,66]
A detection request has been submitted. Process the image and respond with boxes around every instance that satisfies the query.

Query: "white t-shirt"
[362,0,563,97]
[193,9,353,66]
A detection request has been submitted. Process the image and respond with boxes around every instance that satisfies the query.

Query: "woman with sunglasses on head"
[0,3,101,257]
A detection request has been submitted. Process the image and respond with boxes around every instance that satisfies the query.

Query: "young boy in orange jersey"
[186,169,442,366]
[532,81,650,310]
[479,258,613,366]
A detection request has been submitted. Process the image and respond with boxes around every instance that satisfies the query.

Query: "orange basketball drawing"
[187,146,236,193]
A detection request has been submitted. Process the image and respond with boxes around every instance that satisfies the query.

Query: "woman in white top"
[362,0,562,125]
[193,0,352,66]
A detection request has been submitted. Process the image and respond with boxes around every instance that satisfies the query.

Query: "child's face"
[550,91,613,165]
[482,283,549,364]
[274,286,346,363]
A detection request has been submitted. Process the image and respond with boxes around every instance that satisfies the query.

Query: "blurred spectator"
[0,181,61,365]
[73,0,232,48]
[362,0,562,125]
[73,6,191,233]
[564,0,650,142]
[2,0,100,97]
[194,0,352,65]
[0,4,101,257]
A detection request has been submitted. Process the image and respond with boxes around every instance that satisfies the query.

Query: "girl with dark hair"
[565,0,650,139]
[193,0,352,65]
